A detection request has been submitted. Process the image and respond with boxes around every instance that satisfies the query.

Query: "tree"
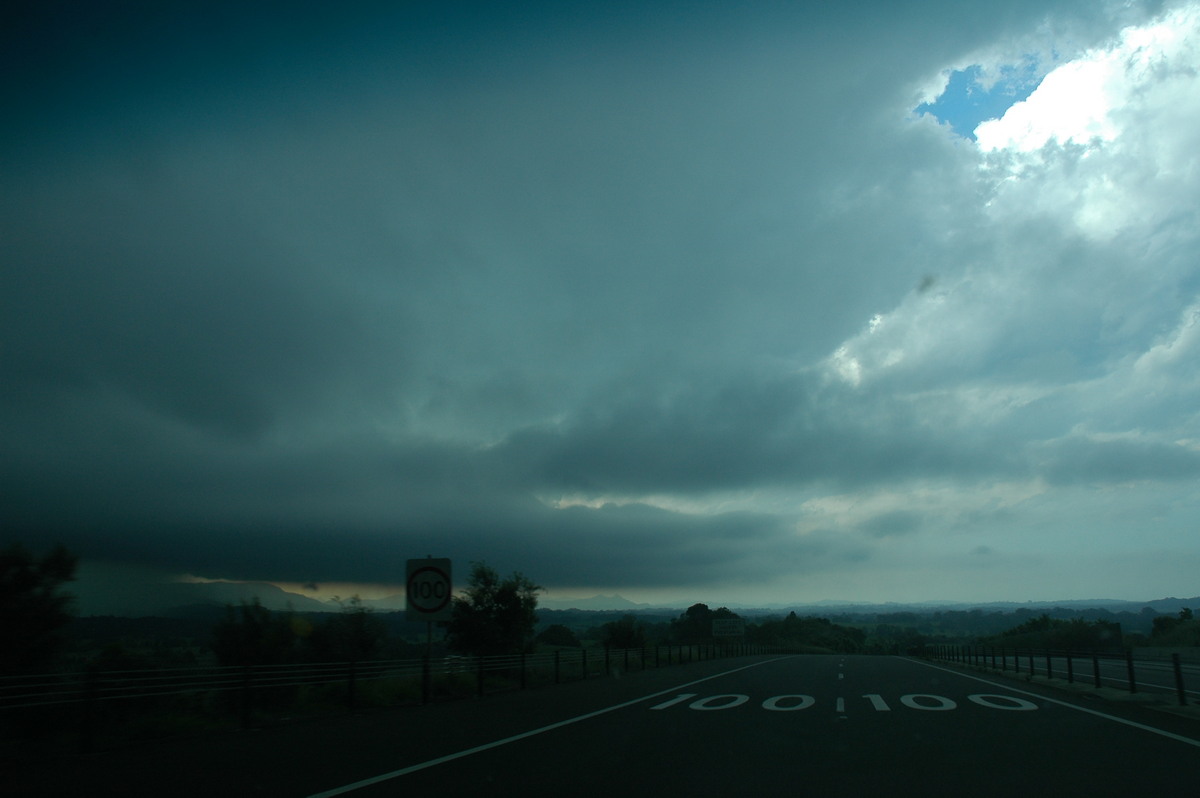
[446,562,542,656]
[211,599,300,666]
[1147,609,1195,643]
[671,603,713,642]
[602,614,647,649]
[0,543,78,674]
[535,624,582,648]
[671,604,740,643]
[309,596,387,662]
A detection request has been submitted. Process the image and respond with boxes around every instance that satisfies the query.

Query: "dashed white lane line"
[905,658,1200,748]
[308,656,796,797]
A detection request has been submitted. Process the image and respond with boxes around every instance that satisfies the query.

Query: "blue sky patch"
[918,62,1042,139]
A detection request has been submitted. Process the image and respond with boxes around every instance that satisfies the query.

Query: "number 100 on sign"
[406,558,452,622]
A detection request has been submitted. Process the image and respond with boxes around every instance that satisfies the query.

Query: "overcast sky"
[5,0,1200,610]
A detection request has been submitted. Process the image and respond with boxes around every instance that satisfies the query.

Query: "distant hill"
[537,596,1200,617]
[355,594,408,611]
[182,581,333,613]
[74,577,334,617]
[74,567,1200,621]
[539,594,652,611]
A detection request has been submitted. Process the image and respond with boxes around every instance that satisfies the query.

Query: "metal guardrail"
[926,644,1197,706]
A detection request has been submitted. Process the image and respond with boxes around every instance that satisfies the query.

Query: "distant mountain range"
[79,579,334,617]
[535,595,1200,615]
[539,594,652,611]
[74,575,1200,619]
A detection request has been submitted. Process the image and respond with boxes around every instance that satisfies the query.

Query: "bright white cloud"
[977,5,1200,152]
[833,2,1200,389]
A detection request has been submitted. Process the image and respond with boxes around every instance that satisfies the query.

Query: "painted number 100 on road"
[650,693,1038,712]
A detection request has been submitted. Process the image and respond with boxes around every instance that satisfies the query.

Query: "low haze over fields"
[4,1,1200,612]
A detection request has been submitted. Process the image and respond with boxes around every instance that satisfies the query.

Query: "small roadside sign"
[406,558,452,622]
[712,618,745,637]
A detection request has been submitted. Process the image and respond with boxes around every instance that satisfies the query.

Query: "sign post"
[407,558,452,703]
[712,618,745,654]
[711,618,745,637]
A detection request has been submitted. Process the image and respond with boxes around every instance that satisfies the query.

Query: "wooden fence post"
[1173,653,1187,706]
[79,667,99,753]
[240,666,253,729]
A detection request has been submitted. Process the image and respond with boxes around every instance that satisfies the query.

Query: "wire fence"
[926,644,1198,706]
[1,642,778,751]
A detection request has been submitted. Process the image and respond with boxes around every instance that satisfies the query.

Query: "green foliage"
[602,614,647,649]
[0,543,78,674]
[1150,608,1200,646]
[747,611,865,653]
[670,603,740,642]
[212,596,395,665]
[211,600,300,666]
[446,562,542,656]
[987,614,1123,650]
[308,596,387,662]
[535,623,582,648]
[863,623,928,655]
[89,642,156,671]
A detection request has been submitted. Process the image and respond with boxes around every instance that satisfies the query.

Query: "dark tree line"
[211,596,389,666]
[746,611,867,652]
[1149,608,1199,646]
[979,614,1125,650]
[0,543,78,674]
[212,561,546,665]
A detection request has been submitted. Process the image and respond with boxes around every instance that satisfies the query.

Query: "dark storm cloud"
[4,0,1199,605]
[494,372,1025,494]
[3,411,812,591]
[2,168,403,438]
[1038,436,1200,485]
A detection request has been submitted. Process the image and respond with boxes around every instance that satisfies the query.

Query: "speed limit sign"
[406,558,452,621]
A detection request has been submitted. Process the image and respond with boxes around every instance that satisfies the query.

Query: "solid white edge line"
[307,656,797,797]
[902,657,1200,748]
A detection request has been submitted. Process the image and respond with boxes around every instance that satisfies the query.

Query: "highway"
[7,655,1199,796]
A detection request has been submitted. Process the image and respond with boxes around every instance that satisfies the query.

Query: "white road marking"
[689,694,749,710]
[649,693,696,710]
[836,697,845,713]
[862,693,891,711]
[762,694,815,711]
[905,658,1200,747]
[307,656,796,797]
[901,693,956,710]
[968,693,1037,711]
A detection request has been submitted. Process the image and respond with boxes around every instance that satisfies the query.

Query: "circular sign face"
[407,565,451,614]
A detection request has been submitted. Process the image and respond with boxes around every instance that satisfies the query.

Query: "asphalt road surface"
[8,655,1199,796]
